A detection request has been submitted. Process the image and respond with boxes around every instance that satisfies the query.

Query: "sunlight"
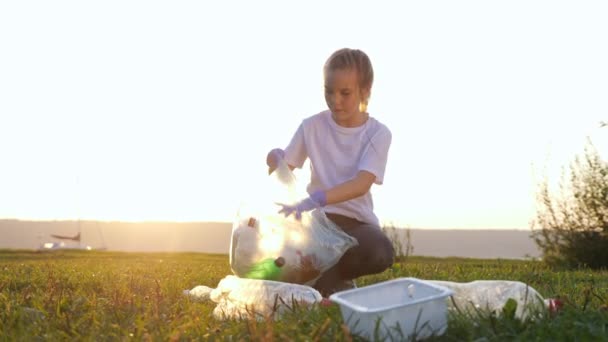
[257,224,285,255]
[1,1,606,231]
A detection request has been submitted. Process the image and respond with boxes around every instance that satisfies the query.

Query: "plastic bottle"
[245,257,286,281]
[427,280,546,320]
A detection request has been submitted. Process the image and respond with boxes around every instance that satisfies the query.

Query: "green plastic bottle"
[245,257,285,280]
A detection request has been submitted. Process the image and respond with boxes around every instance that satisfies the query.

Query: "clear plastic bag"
[230,159,358,286]
[209,275,323,320]
[427,280,546,320]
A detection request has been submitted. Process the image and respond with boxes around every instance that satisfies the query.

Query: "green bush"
[532,138,608,269]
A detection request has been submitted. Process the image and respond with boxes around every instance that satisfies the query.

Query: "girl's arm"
[324,171,376,205]
[276,170,376,220]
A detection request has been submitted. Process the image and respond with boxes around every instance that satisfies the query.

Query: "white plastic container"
[329,278,453,340]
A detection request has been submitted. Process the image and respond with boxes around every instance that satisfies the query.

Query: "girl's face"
[324,68,370,127]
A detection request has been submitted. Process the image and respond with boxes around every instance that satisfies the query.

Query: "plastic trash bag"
[183,285,214,302]
[230,159,358,286]
[205,275,323,320]
[426,280,546,320]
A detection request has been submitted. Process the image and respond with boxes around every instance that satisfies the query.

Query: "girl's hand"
[266,148,285,173]
[277,191,327,220]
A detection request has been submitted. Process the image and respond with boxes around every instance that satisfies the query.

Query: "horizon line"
[0,218,532,230]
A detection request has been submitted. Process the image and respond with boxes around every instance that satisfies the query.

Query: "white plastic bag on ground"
[183,285,214,302]
[426,280,546,320]
[206,275,323,320]
[230,159,358,286]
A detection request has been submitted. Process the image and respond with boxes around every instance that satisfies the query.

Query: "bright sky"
[1,1,606,229]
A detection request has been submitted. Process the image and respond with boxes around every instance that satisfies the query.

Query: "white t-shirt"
[284,110,392,226]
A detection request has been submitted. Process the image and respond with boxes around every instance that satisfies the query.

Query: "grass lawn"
[1,250,607,341]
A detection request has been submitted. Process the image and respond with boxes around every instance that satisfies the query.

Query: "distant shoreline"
[0,220,541,259]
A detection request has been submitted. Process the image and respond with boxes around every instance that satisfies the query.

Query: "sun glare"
[1,2,606,230]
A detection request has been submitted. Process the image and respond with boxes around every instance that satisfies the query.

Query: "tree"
[532,136,608,269]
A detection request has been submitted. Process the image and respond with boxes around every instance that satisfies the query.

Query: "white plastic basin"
[329,277,453,340]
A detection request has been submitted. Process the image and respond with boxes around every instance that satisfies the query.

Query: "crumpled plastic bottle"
[245,257,285,281]
[426,280,546,320]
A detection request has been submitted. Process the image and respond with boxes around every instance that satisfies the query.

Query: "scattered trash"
[544,297,564,315]
[185,275,323,320]
[320,298,334,307]
[186,275,564,332]
[427,280,546,320]
[183,285,214,302]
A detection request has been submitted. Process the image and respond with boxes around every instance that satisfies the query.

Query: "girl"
[266,48,394,297]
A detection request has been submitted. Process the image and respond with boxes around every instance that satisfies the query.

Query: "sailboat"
[38,221,107,251]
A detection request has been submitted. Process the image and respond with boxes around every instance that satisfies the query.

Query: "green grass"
[1,250,607,341]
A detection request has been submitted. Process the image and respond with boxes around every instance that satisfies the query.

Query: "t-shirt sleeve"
[359,126,392,185]
[284,122,308,168]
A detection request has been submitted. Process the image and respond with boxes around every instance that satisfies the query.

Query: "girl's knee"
[364,242,394,274]
[343,225,395,275]
[375,245,394,271]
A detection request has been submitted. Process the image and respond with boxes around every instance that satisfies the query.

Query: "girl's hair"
[323,48,374,111]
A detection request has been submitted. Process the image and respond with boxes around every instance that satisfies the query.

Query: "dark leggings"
[313,213,394,296]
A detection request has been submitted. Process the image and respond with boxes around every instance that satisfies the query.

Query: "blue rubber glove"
[277,191,327,220]
[266,148,285,173]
